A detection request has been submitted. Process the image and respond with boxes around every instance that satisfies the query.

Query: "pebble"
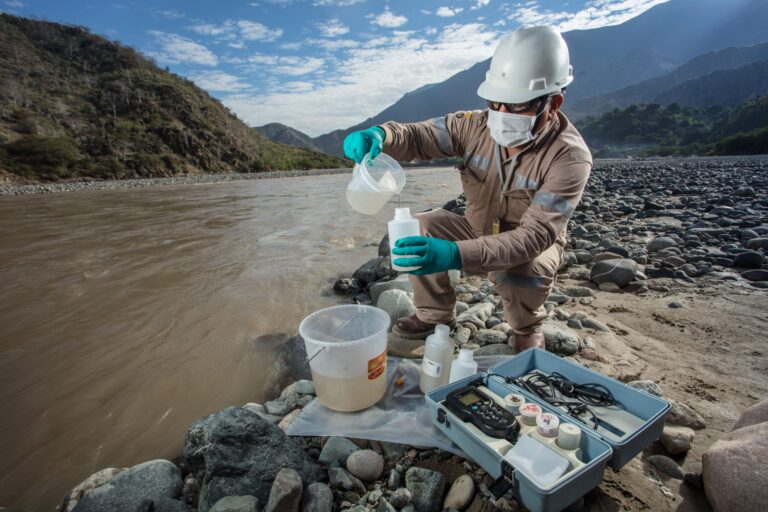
[264,468,302,512]
[388,488,412,509]
[660,426,695,454]
[443,475,475,510]
[567,318,583,329]
[474,343,515,356]
[319,437,360,466]
[387,469,401,489]
[590,258,638,287]
[329,468,366,493]
[210,495,260,512]
[647,455,685,479]
[405,467,446,512]
[472,329,509,346]
[542,324,581,355]
[667,301,684,308]
[301,483,332,512]
[346,450,385,482]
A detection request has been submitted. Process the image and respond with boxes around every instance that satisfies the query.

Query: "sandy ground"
[389,272,767,512]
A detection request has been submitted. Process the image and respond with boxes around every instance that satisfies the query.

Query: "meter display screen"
[459,392,482,406]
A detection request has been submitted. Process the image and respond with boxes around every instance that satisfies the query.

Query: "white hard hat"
[477,25,573,104]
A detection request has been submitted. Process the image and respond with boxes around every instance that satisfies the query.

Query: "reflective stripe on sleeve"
[466,153,490,173]
[494,271,551,289]
[429,117,452,154]
[532,191,575,217]
[512,174,540,190]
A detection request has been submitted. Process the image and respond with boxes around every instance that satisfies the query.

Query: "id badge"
[492,218,500,235]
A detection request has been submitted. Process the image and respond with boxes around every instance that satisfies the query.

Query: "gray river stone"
[301,482,333,512]
[542,324,581,355]
[346,450,384,482]
[184,407,323,511]
[263,468,302,512]
[590,259,638,287]
[210,495,259,512]
[405,467,445,512]
[71,460,183,512]
[319,437,360,466]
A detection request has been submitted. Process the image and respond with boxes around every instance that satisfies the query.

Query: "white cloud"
[229,42,246,49]
[5,0,24,7]
[280,42,302,50]
[244,53,325,76]
[148,32,218,66]
[471,0,490,10]
[312,0,365,5]
[317,18,349,37]
[189,20,282,42]
[154,9,185,19]
[420,9,432,15]
[311,38,360,50]
[191,70,250,91]
[223,22,500,136]
[436,6,464,17]
[502,0,671,32]
[284,81,315,92]
[370,8,408,28]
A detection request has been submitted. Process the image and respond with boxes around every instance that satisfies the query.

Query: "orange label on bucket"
[367,350,386,380]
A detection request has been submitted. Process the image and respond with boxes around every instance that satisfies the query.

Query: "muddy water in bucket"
[299,305,390,412]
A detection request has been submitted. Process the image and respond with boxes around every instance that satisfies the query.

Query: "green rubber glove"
[392,236,462,275]
[343,126,385,164]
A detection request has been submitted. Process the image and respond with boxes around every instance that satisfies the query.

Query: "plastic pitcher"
[346,152,406,215]
[298,305,390,412]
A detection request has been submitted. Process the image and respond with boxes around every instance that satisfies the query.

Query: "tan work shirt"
[380,110,592,272]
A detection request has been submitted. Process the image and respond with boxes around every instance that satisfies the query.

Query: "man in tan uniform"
[343,26,592,353]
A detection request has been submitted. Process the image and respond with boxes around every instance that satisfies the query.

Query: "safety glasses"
[487,94,554,115]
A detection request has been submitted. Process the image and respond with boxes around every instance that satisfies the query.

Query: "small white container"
[520,403,542,426]
[448,349,479,383]
[388,208,421,271]
[537,412,560,438]
[419,325,455,394]
[504,393,526,415]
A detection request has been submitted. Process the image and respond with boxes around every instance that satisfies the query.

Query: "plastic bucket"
[298,305,390,412]
[346,153,406,215]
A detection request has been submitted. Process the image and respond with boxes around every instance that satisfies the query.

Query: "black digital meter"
[441,382,520,442]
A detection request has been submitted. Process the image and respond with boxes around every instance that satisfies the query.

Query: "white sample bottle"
[419,324,455,394]
[388,208,421,272]
[449,349,479,383]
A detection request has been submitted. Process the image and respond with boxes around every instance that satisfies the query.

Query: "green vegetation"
[0,14,348,183]
[576,94,768,157]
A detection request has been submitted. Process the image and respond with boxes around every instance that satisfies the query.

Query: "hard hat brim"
[477,76,572,104]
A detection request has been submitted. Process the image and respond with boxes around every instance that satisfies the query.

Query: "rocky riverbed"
[55,156,767,512]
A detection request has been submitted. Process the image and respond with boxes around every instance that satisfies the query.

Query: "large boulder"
[590,258,638,288]
[71,460,183,512]
[405,467,445,512]
[184,407,324,512]
[369,275,412,304]
[703,399,768,512]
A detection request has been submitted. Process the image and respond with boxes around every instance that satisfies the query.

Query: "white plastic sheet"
[286,355,512,457]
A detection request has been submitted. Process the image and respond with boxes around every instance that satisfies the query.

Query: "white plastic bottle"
[448,349,479,383]
[419,324,455,394]
[388,208,421,272]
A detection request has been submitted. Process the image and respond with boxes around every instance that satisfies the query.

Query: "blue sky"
[2,0,669,136]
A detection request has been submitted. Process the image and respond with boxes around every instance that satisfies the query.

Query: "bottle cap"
[435,324,450,336]
[458,348,474,362]
[394,207,411,219]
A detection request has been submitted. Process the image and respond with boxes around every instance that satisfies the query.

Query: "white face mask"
[487,105,547,148]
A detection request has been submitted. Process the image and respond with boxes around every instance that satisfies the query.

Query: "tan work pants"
[409,208,562,335]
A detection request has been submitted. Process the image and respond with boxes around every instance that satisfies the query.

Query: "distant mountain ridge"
[0,14,347,183]
[254,123,321,152]
[306,0,768,157]
[570,42,768,118]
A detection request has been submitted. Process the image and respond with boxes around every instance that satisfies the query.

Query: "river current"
[0,168,461,511]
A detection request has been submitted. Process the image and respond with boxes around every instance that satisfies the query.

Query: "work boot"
[514,332,545,353]
[392,314,455,340]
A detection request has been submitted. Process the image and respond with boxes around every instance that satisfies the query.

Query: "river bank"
[53,156,768,512]
[0,168,352,196]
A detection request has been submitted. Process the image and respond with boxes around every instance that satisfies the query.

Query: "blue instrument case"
[425,348,670,512]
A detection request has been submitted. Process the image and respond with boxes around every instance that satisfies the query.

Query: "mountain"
[653,60,768,107]
[0,14,347,183]
[254,123,321,152]
[312,0,768,157]
[570,42,768,117]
